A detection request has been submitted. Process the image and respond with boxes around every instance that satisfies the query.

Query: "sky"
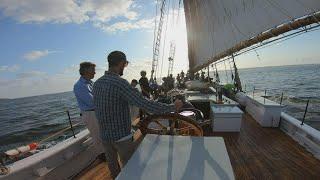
[0,0,319,99]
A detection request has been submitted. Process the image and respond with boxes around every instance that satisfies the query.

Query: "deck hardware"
[301,100,310,125]
[264,89,267,104]
[253,87,255,99]
[66,110,76,138]
[280,92,284,105]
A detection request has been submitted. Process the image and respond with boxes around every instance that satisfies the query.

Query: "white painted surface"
[1,129,99,180]
[280,112,320,159]
[244,95,282,127]
[235,92,249,106]
[211,105,243,132]
[117,134,234,180]
[187,94,217,103]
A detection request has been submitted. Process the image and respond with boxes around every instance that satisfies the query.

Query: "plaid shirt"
[93,71,175,142]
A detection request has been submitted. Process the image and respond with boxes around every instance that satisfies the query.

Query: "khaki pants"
[103,138,139,179]
[81,111,104,154]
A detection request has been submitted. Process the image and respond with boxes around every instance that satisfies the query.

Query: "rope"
[228,60,234,81]
[223,61,229,83]
[153,0,160,61]
[265,0,293,20]
[159,0,171,80]
[0,166,10,175]
[199,0,215,59]
[38,122,82,144]
[210,24,320,68]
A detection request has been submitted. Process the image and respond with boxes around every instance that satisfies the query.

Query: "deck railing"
[243,86,319,127]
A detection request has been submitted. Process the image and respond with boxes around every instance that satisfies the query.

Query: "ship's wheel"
[138,113,203,137]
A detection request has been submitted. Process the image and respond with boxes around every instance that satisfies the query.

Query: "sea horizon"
[0,63,319,152]
[1,63,319,100]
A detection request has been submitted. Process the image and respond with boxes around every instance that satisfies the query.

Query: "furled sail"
[184,0,320,72]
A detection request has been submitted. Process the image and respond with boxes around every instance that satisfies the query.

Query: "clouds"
[96,18,154,33]
[0,0,88,24]
[16,71,47,79]
[81,0,137,22]
[23,50,55,61]
[0,64,20,72]
[0,0,152,33]
[0,72,77,98]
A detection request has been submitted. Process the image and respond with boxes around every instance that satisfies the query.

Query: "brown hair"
[79,62,96,75]
[107,51,127,68]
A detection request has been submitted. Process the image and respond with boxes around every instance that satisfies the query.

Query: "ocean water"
[0,64,319,153]
[0,92,84,152]
[219,63,320,128]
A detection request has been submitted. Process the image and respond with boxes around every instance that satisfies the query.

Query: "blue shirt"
[73,77,94,111]
[93,71,175,142]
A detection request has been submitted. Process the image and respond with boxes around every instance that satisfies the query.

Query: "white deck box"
[211,105,243,132]
[245,95,282,127]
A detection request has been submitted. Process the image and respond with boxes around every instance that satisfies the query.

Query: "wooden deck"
[75,113,320,180]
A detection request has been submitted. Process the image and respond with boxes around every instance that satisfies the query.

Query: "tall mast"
[151,0,167,81]
[167,41,176,76]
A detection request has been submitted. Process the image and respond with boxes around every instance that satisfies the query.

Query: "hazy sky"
[0,0,319,98]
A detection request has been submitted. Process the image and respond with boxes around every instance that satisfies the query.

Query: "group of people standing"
[176,70,212,88]
[73,51,183,179]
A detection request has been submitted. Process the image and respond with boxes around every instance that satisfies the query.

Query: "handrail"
[301,100,309,125]
[38,122,82,144]
[244,89,317,126]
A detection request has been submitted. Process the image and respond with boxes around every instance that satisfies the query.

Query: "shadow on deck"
[75,113,320,179]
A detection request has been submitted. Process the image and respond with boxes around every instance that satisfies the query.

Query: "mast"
[151,0,167,81]
[167,41,176,76]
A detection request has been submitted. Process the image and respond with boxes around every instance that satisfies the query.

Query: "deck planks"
[75,113,320,180]
[208,113,320,179]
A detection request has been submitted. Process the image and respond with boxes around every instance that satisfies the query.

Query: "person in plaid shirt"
[93,51,183,178]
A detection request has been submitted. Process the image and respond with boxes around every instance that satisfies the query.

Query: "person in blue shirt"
[73,62,104,157]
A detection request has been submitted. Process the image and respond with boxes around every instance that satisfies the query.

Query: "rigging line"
[266,0,306,29]
[224,61,229,83]
[153,0,162,79]
[154,0,167,79]
[293,0,317,13]
[159,0,171,80]
[293,0,320,25]
[207,26,320,68]
[153,0,160,53]
[265,0,293,20]
[171,0,175,29]
[214,0,252,66]
[219,0,239,46]
[176,0,182,25]
[256,0,278,27]
[207,0,216,58]
[211,23,320,67]
[228,59,234,81]
[268,0,309,30]
[220,0,251,41]
[152,0,160,69]
[199,0,215,59]
[254,50,261,61]
[238,24,320,57]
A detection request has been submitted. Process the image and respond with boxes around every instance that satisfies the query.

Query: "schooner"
[1,0,320,179]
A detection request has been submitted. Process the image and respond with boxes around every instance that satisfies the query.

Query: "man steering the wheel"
[93,51,183,179]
